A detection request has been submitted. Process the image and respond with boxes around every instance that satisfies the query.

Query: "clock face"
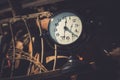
[49,12,82,45]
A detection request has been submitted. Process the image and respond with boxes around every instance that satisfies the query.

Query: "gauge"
[48,12,82,45]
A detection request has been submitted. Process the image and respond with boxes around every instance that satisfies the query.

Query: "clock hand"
[63,29,65,39]
[64,18,78,37]
[64,26,78,37]
[63,18,67,39]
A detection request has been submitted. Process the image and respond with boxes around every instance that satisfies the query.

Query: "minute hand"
[64,26,78,37]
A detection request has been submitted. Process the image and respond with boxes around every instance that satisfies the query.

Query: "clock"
[48,11,83,45]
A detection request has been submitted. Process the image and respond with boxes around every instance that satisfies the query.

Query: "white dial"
[49,12,82,45]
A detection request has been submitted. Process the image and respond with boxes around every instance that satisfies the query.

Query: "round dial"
[49,12,82,45]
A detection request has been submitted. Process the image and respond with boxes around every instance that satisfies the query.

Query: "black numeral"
[55,23,58,26]
[73,19,76,22]
[75,24,79,27]
[75,29,78,32]
[56,33,60,36]
[66,36,70,40]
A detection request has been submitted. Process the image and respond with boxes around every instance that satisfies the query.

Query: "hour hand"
[64,26,78,37]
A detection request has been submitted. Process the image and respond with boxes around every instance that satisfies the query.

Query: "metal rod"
[22,19,33,75]
[36,17,45,72]
[9,20,16,78]
[53,44,57,70]
[8,0,16,17]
